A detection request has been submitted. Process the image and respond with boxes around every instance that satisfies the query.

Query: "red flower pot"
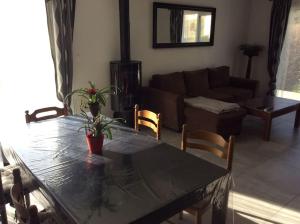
[86,134,104,155]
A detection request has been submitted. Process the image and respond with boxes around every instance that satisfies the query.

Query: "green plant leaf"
[106,128,112,140]
[88,81,96,89]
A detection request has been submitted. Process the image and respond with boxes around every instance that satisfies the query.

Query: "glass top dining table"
[0,116,230,224]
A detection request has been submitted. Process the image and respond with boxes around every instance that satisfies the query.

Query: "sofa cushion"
[184,69,209,97]
[200,90,235,102]
[151,72,186,95]
[208,66,230,88]
[213,87,253,102]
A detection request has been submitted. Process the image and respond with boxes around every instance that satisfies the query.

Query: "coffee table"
[244,96,300,141]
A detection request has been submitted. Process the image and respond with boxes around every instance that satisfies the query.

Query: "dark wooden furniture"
[10,169,32,224]
[0,167,34,224]
[25,106,68,123]
[11,187,50,224]
[0,151,37,224]
[244,96,300,141]
[134,104,161,140]
[180,124,234,224]
[1,116,230,224]
[10,169,53,224]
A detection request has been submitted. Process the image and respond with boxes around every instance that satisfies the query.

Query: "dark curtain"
[45,0,76,105]
[170,9,183,43]
[267,0,292,95]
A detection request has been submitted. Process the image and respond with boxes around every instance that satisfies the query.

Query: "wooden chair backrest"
[11,183,28,223]
[134,104,161,140]
[10,168,41,224]
[10,168,28,224]
[181,124,235,171]
[25,106,68,123]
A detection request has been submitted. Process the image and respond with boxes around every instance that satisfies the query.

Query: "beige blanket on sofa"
[184,96,240,114]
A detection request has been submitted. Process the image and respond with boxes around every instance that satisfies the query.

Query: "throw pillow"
[152,72,186,95]
[184,69,209,97]
[208,66,230,88]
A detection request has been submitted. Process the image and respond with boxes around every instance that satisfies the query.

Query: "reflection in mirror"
[182,11,212,43]
[153,3,216,48]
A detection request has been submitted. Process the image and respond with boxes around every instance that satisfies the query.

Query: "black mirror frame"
[153,2,216,48]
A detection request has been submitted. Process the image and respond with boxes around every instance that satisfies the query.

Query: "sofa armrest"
[140,87,184,131]
[229,77,259,97]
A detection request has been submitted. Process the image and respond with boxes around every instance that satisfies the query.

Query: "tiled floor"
[160,112,300,224]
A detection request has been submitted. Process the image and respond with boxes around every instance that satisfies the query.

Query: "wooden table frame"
[244,97,300,141]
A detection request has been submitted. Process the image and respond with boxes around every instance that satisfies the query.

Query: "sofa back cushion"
[208,66,230,88]
[151,72,186,95]
[184,69,209,97]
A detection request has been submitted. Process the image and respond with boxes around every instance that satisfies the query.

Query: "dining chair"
[180,124,235,224]
[25,106,68,123]
[0,167,36,224]
[10,169,54,224]
[1,142,35,223]
[134,104,161,140]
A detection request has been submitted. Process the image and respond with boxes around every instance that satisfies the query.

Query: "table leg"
[295,108,300,128]
[263,117,272,141]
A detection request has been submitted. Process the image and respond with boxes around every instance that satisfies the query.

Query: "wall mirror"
[153,2,216,48]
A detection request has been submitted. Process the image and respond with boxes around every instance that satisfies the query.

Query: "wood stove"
[110,0,142,127]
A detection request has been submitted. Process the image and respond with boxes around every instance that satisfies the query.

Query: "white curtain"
[0,1,61,132]
[277,0,300,96]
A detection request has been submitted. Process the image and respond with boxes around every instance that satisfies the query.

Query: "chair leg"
[13,168,25,206]
[0,172,8,224]
[195,210,202,224]
[25,193,31,208]
[0,205,8,224]
[179,211,183,220]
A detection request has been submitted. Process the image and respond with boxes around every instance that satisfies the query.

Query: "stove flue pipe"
[119,0,131,62]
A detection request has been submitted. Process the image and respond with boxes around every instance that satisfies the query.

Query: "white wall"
[246,0,272,96]
[73,0,120,114]
[73,0,254,114]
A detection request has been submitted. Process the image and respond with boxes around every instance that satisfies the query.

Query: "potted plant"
[65,81,116,117]
[80,109,121,155]
[65,81,123,154]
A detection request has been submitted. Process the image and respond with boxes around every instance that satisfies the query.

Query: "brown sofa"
[141,66,258,136]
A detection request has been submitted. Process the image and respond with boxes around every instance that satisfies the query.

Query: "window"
[277,0,300,100]
[0,1,61,129]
